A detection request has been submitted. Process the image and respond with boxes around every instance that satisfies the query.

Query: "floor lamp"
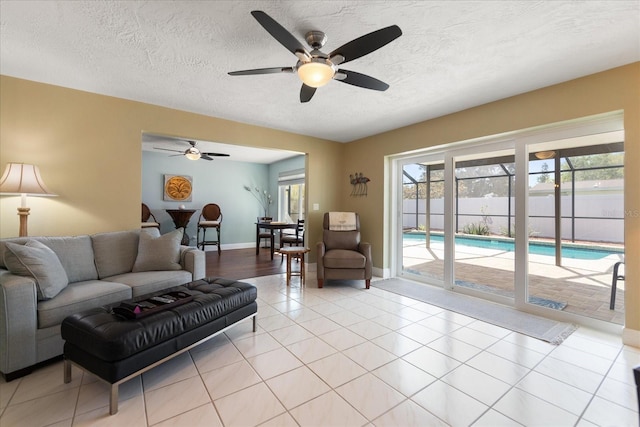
[0,163,57,237]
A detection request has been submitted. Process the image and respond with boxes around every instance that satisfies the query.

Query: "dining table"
[255,221,297,260]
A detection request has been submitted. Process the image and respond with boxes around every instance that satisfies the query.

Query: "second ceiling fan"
[228,11,402,103]
[154,140,229,161]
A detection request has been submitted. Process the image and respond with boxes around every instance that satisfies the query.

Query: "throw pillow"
[91,230,143,278]
[132,228,183,272]
[4,240,69,300]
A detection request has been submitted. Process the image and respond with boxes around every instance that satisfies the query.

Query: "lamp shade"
[0,163,56,196]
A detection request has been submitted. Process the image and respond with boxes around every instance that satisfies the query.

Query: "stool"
[279,246,310,286]
[197,204,222,254]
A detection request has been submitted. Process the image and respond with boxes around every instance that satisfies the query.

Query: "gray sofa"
[0,228,206,380]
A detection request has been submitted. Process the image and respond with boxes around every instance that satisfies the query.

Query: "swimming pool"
[404,233,623,260]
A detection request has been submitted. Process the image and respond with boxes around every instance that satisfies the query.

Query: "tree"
[561,153,623,182]
[537,162,552,183]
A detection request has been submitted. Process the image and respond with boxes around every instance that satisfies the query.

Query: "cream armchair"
[316,212,372,289]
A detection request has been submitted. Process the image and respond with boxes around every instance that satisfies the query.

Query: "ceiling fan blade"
[202,152,230,157]
[300,84,316,103]
[329,25,402,65]
[154,147,184,153]
[335,69,389,91]
[228,67,295,76]
[251,11,309,58]
[200,154,214,161]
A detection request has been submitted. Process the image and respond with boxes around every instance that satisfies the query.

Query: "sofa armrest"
[358,242,373,279]
[0,270,38,376]
[180,247,205,281]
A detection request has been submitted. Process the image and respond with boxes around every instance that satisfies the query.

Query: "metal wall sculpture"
[350,172,370,197]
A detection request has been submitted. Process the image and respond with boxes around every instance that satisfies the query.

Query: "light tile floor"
[1,274,638,427]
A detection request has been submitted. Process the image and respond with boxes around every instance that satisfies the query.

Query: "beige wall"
[1,63,638,333]
[0,76,343,259]
[343,62,639,334]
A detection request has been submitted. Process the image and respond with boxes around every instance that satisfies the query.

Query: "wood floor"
[205,247,287,280]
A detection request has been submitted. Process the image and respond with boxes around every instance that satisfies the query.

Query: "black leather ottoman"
[61,277,257,415]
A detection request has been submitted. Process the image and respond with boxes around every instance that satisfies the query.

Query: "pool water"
[404,233,622,260]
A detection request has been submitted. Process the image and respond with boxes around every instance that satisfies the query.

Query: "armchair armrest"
[180,247,206,281]
[358,242,373,279]
[0,270,38,376]
[316,242,326,279]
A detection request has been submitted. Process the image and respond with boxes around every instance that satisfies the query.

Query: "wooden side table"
[279,246,310,286]
[165,209,196,245]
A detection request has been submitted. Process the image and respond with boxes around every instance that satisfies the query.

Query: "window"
[278,169,305,222]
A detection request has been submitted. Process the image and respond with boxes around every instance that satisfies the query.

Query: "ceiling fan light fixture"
[297,59,335,88]
[535,150,556,160]
[185,147,201,160]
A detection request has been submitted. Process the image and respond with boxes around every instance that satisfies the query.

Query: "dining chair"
[280,219,304,261]
[257,217,274,250]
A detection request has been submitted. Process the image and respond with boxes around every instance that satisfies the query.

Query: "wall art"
[164,174,193,201]
[350,172,370,197]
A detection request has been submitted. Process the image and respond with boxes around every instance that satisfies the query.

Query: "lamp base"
[17,207,30,237]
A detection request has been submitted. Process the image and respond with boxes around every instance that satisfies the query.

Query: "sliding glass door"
[400,156,445,285]
[394,116,625,325]
[526,133,625,323]
[452,149,516,304]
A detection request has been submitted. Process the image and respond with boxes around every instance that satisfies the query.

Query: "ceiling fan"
[228,10,402,103]
[154,140,230,161]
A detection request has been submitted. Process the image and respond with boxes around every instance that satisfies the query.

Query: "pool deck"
[403,238,625,324]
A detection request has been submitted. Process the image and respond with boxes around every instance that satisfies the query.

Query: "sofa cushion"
[37,280,132,329]
[92,229,147,278]
[4,240,69,300]
[105,270,192,297]
[132,228,183,273]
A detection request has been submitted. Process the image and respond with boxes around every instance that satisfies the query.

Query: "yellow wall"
[1,63,638,334]
[343,62,639,334]
[0,76,343,256]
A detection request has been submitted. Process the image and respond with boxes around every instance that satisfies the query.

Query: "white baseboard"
[200,242,255,251]
[373,266,390,279]
[622,327,640,349]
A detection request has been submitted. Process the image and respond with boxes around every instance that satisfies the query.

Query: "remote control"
[150,296,174,304]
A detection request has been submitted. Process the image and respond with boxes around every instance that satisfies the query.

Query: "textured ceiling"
[1,0,639,145]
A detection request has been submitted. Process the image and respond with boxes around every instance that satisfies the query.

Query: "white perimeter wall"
[403,194,624,244]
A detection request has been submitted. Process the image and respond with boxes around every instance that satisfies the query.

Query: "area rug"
[372,278,576,344]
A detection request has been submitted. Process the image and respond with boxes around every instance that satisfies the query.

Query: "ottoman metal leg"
[110,384,119,415]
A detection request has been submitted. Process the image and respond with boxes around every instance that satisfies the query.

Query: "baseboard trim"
[373,266,390,279]
[622,327,640,348]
